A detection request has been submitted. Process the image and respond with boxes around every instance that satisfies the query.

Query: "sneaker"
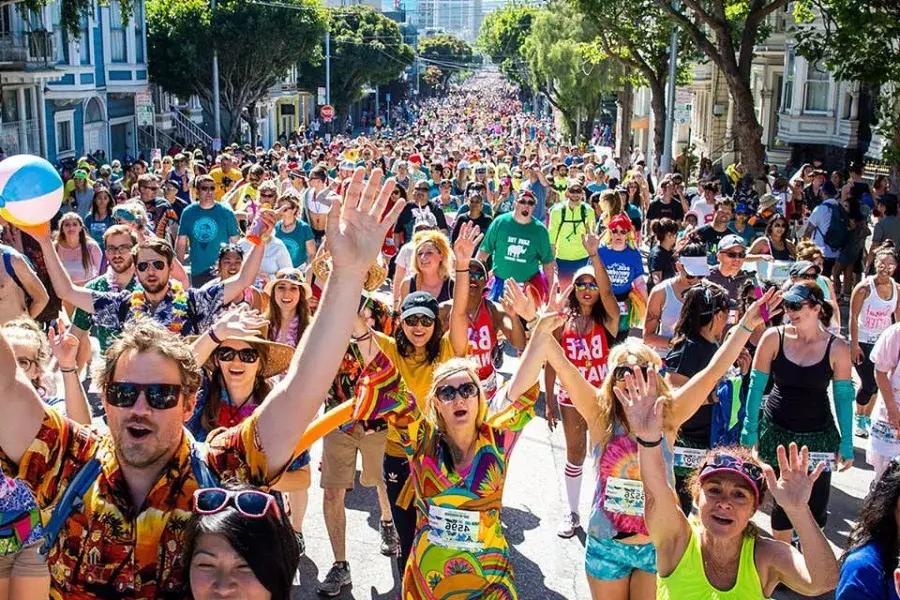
[855,415,869,438]
[317,561,351,597]
[379,520,400,556]
[295,531,305,557]
[557,512,580,538]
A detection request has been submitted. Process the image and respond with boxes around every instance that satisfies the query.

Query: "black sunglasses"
[404,314,435,328]
[612,364,650,381]
[783,299,812,312]
[518,199,536,206]
[106,382,182,409]
[214,347,260,363]
[435,381,480,403]
[136,260,166,272]
[469,270,486,281]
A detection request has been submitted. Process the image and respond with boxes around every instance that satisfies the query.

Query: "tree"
[655,0,789,176]
[793,0,900,182]
[522,3,623,142]
[8,0,132,37]
[417,34,478,91]
[576,0,693,167]
[477,4,538,90]
[147,0,326,143]
[299,6,413,116]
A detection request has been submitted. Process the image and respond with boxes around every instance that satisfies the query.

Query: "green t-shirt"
[480,212,553,282]
[275,220,315,267]
[72,274,139,352]
[177,203,240,276]
[548,202,596,261]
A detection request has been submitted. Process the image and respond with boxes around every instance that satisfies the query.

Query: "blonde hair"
[424,358,486,432]
[3,318,50,393]
[598,189,623,222]
[410,230,454,281]
[594,339,676,448]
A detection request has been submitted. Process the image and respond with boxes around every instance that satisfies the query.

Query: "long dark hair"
[567,274,608,327]
[202,343,273,434]
[265,286,310,346]
[671,281,730,345]
[842,462,900,574]
[184,482,299,600]
[396,318,444,364]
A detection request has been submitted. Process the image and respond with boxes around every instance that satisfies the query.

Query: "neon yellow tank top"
[657,522,766,599]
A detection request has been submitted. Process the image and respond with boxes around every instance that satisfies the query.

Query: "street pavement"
[291,342,873,600]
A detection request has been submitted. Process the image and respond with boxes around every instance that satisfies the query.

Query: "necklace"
[130,280,189,334]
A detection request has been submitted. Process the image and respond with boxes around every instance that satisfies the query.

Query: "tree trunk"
[246,101,259,147]
[649,79,666,170]
[889,95,900,193]
[725,73,766,178]
[616,81,634,165]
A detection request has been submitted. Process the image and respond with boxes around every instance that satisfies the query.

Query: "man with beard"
[22,212,273,337]
[0,168,403,599]
[693,198,735,264]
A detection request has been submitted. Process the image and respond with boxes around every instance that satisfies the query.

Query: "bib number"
[427,505,483,551]
[673,446,707,469]
[603,477,645,516]
[807,452,837,471]
[871,420,898,443]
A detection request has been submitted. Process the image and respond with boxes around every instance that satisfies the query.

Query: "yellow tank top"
[657,522,766,600]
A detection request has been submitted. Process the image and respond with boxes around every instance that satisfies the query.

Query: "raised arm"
[10,252,49,319]
[222,210,276,303]
[583,232,620,336]
[0,326,49,463]
[20,225,95,313]
[256,168,403,475]
[498,279,536,352]
[191,306,270,366]
[48,321,91,425]
[449,221,483,356]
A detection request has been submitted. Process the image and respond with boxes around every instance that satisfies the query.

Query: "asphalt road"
[290,343,873,600]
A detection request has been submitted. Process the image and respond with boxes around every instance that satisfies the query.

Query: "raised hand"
[48,321,79,371]
[453,221,483,264]
[612,365,664,441]
[582,231,601,256]
[501,278,537,322]
[326,167,404,278]
[211,305,269,342]
[762,443,826,514]
[741,287,782,330]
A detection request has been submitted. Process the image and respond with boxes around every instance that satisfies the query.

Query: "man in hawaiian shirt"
[21,212,274,337]
[0,168,403,599]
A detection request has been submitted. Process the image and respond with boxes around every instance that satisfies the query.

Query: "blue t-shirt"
[167,171,191,203]
[177,203,240,276]
[275,220,315,267]
[598,245,645,297]
[838,542,900,600]
[84,214,114,249]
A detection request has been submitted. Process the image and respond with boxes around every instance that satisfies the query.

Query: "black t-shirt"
[646,198,685,224]
[665,335,719,443]
[694,224,730,258]
[395,200,450,242]
[452,213,492,248]
[647,245,676,285]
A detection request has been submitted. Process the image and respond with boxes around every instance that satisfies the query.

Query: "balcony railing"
[0,120,41,155]
[0,30,55,67]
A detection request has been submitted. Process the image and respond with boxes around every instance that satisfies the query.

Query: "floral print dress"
[353,351,539,600]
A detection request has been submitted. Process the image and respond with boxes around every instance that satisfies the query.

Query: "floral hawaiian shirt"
[72,274,139,351]
[0,408,283,599]
[90,282,224,337]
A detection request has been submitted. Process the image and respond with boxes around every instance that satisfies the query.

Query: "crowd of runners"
[1,71,900,600]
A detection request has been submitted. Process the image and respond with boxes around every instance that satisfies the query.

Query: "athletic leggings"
[854,341,877,406]
[771,468,832,531]
[383,454,416,573]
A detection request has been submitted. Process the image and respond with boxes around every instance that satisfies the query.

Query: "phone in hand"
[754,286,769,323]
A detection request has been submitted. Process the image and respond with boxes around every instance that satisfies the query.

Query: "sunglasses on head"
[435,381,480,403]
[136,260,166,272]
[404,314,435,328]
[574,280,599,292]
[106,382,182,409]
[214,347,260,363]
[700,452,764,501]
[193,488,278,519]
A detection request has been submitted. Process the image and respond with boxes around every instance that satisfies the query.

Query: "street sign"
[317,87,326,105]
[320,104,335,122]
[136,105,154,126]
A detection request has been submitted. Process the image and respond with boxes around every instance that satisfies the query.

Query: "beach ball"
[0,155,63,227]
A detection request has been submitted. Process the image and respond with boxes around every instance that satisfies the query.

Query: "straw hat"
[204,328,295,379]
[311,250,388,293]
[263,267,312,299]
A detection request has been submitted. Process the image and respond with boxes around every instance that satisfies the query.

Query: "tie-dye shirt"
[353,351,539,599]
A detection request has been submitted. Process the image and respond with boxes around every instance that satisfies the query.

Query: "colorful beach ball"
[0,155,63,227]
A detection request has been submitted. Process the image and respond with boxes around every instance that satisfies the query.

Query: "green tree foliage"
[794,0,900,177]
[299,6,413,114]
[147,0,325,143]
[9,0,132,37]
[417,34,478,91]
[656,0,790,176]
[522,2,622,142]
[476,4,537,89]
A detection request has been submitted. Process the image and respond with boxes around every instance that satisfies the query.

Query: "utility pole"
[211,0,221,147]
[659,3,679,174]
[325,29,331,106]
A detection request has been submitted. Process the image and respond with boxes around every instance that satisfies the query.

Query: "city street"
[292,347,872,600]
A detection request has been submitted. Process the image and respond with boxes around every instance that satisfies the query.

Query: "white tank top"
[659,278,684,338]
[858,278,897,344]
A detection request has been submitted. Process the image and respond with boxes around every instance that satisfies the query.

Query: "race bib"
[807,452,837,471]
[603,477,645,516]
[427,505,483,551]
[673,446,707,470]
[871,420,898,442]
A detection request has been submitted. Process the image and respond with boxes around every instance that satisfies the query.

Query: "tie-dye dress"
[353,351,539,600]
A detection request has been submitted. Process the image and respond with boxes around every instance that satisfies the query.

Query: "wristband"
[635,435,663,448]
[209,330,223,345]
[59,367,78,373]
[455,268,470,273]
[739,322,754,333]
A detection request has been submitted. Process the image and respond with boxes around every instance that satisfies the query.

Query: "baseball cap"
[400,291,439,321]
[572,265,597,284]
[718,234,746,252]
[734,202,753,215]
[788,260,821,278]
[73,169,88,180]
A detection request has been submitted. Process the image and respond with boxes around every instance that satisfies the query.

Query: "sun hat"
[311,251,387,293]
[263,267,312,299]
[680,256,711,277]
[205,327,295,379]
[758,194,779,210]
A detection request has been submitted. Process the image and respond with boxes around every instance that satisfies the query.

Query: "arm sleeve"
[739,368,769,447]
[833,378,856,460]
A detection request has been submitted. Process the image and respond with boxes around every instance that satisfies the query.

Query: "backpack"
[553,204,588,245]
[822,202,850,250]
[40,440,218,556]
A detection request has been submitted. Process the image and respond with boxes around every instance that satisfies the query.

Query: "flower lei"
[104,269,122,293]
[130,279,190,334]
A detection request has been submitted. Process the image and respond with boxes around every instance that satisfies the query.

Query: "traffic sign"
[320,104,335,122]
